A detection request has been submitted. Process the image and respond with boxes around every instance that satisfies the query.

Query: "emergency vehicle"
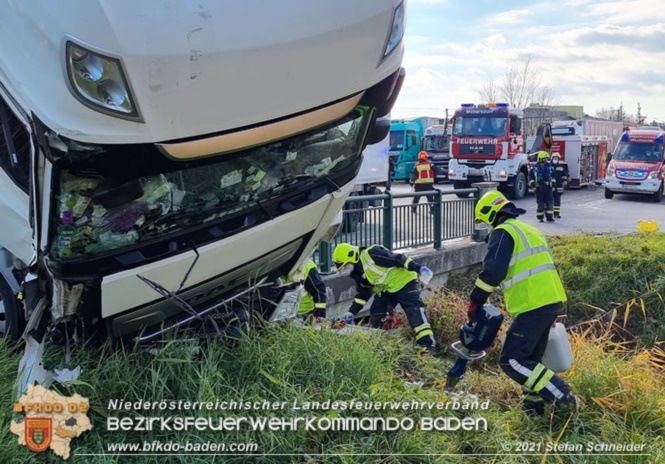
[421,124,451,181]
[447,103,528,199]
[528,124,610,188]
[0,0,406,390]
[605,129,665,202]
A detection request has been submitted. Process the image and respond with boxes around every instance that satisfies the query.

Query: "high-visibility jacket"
[529,163,555,188]
[411,160,435,184]
[359,246,417,294]
[289,261,326,314]
[475,219,567,316]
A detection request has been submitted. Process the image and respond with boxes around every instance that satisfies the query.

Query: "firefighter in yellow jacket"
[470,190,577,414]
[290,260,327,322]
[410,151,436,213]
[332,242,440,355]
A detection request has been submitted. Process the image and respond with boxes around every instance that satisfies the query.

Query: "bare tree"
[595,107,617,120]
[636,102,646,125]
[477,55,558,135]
[477,75,499,103]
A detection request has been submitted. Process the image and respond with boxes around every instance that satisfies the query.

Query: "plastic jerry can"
[637,220,659,233]
[541,322,573,372]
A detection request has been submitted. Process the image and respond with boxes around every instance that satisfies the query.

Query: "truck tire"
[342,198,362,232]
[653,183,663,203]
[453,181,472,199]
[0,276,25,342]
[507,171,527,200]
[604,188,614,199]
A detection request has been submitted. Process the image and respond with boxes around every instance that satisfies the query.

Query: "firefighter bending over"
[410,151,436,214]
[333,243,440,356]
[529,151,556,222]
[551,154,570,218]
[469,191,577,415]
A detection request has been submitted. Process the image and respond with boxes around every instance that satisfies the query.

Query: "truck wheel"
[453,182,471,199]
[604,188,614,199]
[342,198,362,232]
[0,276,25,342]
[653,184,663,202]
[507,171,527,200]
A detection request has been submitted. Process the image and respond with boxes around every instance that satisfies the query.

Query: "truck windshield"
[422,135,447,152]
[390,130,404,150]
[50,106,372,260]
[453,116,507,137]
[613,142,664,162]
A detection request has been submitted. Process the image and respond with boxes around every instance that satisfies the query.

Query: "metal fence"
[317,187,480,271]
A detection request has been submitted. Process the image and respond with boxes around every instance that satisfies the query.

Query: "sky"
[392,0,665,123]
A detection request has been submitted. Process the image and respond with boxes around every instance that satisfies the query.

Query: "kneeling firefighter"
[332,243,440,355]
[469,191,577,414]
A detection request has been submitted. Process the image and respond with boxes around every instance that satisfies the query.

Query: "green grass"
[1,233,665,463]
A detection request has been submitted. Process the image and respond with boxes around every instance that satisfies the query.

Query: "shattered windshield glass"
[51,105,371,260]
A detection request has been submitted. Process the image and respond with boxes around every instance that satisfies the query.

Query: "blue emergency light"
[657,134,664,144]
[496,103,509,107]
[621,132,630,142]
[461,103,475,107]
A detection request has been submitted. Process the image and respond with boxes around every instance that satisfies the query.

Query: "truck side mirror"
[366,117,391,145]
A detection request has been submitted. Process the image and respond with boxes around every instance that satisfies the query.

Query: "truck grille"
[458,144,496,155]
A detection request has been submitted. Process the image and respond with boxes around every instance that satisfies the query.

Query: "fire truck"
[447,103,528,199]
[528,124,610,188]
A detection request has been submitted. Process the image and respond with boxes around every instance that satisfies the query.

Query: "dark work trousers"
[553,189,562,217]
[499,302,575,409]
[411,184,436,213]
[535,187,554,221]
[368,280,436,347]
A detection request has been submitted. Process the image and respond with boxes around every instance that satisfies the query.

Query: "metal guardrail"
[317,187,480,271]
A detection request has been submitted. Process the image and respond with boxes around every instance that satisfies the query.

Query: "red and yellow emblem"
[25,418,52,453]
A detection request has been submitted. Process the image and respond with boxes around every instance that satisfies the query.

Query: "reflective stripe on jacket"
[359,246,417,294]
[494,219,567,316]
[413,161,435,184]
[289,261,325,314]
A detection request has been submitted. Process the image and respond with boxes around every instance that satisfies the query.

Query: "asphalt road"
[389,183,664,235]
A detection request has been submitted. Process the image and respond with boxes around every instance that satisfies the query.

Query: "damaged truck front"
[0,0,406,391]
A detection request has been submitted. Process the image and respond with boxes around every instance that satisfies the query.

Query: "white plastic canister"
[541,322,573,372]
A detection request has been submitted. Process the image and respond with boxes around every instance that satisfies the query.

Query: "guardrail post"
[319,241,332,272]
[383,190,394,250]
[433,188,442,249]
[471,182,499,242]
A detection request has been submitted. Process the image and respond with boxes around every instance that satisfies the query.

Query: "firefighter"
[529,151,556,222]
[470,190,577,415]
[410,151,436,213]
[332,242,440,355]
[289,259,328,323]
[551,154,570,218]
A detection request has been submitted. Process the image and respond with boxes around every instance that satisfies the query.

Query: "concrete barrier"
[322,237,487,319]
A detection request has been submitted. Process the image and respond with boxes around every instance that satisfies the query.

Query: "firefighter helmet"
[418,151,428,161]
[333,243,359,268]
[475,190,512,225]
[537,151,550,161]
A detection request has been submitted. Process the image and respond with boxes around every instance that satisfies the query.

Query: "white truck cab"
[0,0,406,391]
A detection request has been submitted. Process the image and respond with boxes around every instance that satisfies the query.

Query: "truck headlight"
[448,167,455,176]
[649,171,660,179]
[498,169,507,177]
[607,167,615,177]
[65,41,140,120]
[383,2,405,58]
